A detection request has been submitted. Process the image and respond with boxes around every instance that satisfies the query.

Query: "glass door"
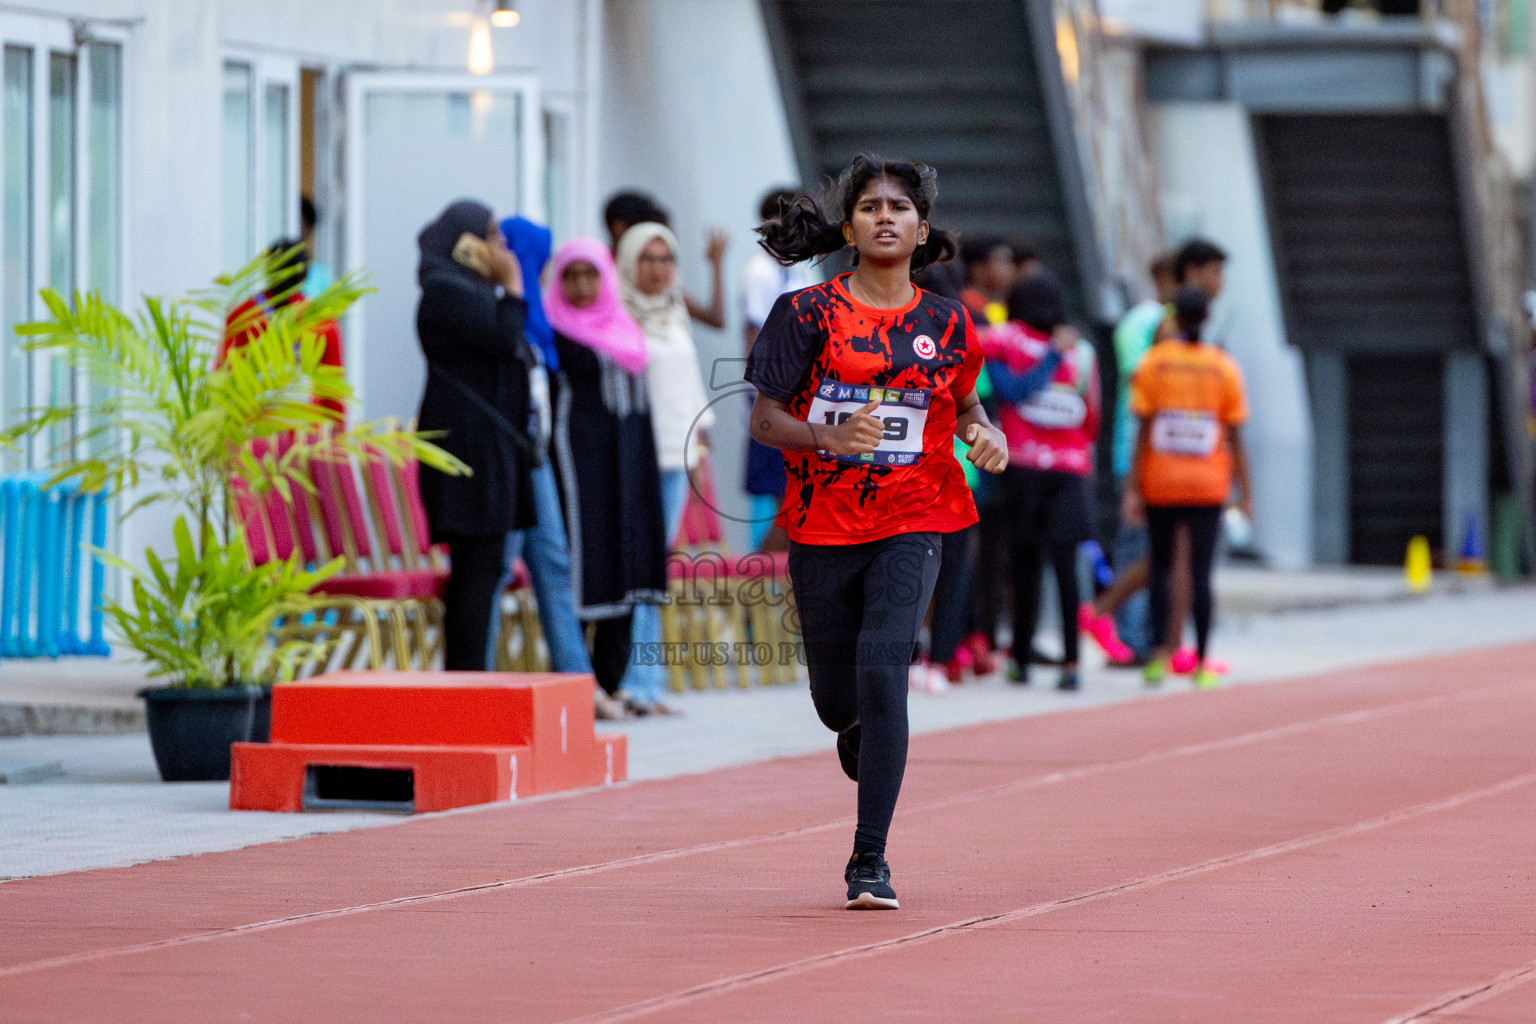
[0,13,122,470]
[222,52,298,272]
[343,72,542,424]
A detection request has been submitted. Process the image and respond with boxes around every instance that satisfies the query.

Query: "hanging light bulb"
[468,15,494,75]
[491,1,520,28]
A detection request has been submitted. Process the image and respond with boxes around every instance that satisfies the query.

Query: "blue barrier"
[0,473,110,657]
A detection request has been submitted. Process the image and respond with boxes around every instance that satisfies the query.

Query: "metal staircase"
[760,0,1099,313]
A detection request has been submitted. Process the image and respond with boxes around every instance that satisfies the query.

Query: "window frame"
[222,49,299,270]
[340,70,543,399]
[540,93,580,248]
[0,13,127,470]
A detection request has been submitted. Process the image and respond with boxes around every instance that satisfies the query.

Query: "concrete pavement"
[2,574,1534,881]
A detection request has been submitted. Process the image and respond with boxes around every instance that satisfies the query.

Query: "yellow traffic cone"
[1405,535,1432,593]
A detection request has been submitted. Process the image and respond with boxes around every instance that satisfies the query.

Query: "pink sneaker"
[1170,648,1229,675]
[1078,604,1134,664]
[962,633,996,675]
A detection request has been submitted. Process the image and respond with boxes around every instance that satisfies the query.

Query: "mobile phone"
[452,232,494,280]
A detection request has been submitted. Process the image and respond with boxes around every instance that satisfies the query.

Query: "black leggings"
[789,533,942,859]
[1011,541,1079,666]
[928,524,977,665]
[972,501,1011,647]
[443,532,512,671]
[1147,505,1222,660]
[590,614,635,697]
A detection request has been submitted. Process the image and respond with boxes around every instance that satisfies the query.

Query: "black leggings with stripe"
[1147,504,1222,661]
[788,532,942,859]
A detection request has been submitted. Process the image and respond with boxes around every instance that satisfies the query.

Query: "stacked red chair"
[231,434,399,671]
[230,670,627,813]
[386,426,542,671]
[664,463,798,691]
[231,423,545,674]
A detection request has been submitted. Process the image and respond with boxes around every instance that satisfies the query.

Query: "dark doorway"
[1347,355,1442,564]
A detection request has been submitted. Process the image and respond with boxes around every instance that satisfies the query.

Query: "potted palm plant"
[2,252,464,781]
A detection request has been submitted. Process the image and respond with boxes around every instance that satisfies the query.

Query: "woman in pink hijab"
[547,239,669,714]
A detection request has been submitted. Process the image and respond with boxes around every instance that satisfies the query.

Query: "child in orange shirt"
[1125,286,1251,688]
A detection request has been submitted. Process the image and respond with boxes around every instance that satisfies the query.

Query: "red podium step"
[229,672,626,813]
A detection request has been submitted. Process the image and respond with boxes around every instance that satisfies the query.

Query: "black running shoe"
[1056,670,1079,691]
[844,852,899,909]
[836,723,861,782]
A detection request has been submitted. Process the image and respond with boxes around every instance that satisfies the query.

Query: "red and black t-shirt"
[745,273,982,544]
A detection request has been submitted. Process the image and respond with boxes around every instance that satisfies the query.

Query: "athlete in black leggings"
[746,156,1008,909]
[1125,286,1251,688]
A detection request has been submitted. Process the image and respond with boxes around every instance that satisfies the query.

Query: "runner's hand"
[1050,325,1078,354]
[823,399,884,455]
[1121,486,1145,528]
[964,423,1008,474]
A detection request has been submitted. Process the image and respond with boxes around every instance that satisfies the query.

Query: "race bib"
[1018,385,1087,430]
[1151,410,1220,457]
[806,377,929,466]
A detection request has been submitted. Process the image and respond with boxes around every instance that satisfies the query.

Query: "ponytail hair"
[757,154,958,274]
[1173,285,1210,342]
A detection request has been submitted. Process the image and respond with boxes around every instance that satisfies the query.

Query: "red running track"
[5,644,1536,1022]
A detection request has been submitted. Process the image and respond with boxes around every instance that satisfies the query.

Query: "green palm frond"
[5,249,467,687]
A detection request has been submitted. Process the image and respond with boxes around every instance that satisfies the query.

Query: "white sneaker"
[908,661,950,696]
[593,688,628,720]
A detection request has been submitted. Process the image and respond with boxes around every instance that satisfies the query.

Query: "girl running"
[747,155,1008,909]
[1124,286,1251,689]
[982,269,1101,691]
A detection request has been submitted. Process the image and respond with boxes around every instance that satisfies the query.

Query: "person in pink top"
[982,270,1102,691]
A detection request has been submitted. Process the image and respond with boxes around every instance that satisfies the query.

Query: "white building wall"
[601,0,801,552]
[11,0,785,569]
[1098,0,1207,43]
[1150,102,1315,569]
[22,0,592,573]
[219,0,584,93]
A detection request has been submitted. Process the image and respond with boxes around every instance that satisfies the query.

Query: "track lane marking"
[0,681,1519,981]
[557,770,1536,1024]
[1382,958,1536,1022]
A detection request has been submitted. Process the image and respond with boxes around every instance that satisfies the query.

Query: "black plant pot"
[139,685,272,782]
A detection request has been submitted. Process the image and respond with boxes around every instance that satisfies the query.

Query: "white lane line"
[559,771,1536,1024]
[0,682,1518,982]
[1382,958,1536,1022]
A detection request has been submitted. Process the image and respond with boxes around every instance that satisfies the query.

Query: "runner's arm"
[1121,419,1150,527]
[1227,425,1253,520]
[955,390,1008,474]
[750,393,883,455]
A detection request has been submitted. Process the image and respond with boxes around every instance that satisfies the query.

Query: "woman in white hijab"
[616,221,716,540]
[613,222,715,715]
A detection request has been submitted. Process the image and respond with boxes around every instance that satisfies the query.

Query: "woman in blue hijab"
[498,216,610,707]
[501,215,559,371]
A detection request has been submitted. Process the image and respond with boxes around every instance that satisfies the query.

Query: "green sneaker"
[1142,658,1168,687]
[1193,666,1223,690]
[1006,659,1028,685]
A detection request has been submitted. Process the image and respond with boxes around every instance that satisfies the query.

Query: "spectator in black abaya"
[415,199,538,670]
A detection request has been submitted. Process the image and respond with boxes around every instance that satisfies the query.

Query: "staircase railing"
[1207,0,1445,24]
